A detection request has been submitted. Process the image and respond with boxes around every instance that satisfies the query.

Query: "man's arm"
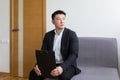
[61,31,79,70]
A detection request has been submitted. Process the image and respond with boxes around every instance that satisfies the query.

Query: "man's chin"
[59,27,65,30]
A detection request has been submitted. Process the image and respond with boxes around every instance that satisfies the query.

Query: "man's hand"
[34,65,42,76]
[50,66,63,77]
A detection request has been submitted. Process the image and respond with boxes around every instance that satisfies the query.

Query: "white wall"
[0,0,10,72]
[47,0,120,68]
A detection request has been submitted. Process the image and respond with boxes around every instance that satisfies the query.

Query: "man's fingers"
[50,68,60,77]
[34,65,41,76]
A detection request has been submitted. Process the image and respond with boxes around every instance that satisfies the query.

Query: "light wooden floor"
[0,72,28,80]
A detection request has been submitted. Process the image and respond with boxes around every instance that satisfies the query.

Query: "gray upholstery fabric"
[71,66,120,80]
[71,37,120,80]
[77,37,118,67]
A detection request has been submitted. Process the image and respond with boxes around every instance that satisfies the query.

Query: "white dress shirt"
[53,29,64,64]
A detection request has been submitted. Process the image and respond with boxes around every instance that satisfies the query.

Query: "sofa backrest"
[77,37,118,68]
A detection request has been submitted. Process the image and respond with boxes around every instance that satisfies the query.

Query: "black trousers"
[29,65,76,80]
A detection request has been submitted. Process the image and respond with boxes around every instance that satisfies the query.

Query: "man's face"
[52,14,66,29]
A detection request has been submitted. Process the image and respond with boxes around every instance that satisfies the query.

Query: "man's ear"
[52,20,54,24]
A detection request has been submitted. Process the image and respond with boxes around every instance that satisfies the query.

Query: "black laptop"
[35,50,56,78]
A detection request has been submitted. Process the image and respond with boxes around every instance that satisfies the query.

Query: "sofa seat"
[72,66,119,80]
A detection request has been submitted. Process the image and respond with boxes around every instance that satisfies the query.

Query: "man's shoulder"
[64,28,76,34]
[45,29,55,35]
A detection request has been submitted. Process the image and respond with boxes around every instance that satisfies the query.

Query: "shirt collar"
[54,28,64,35]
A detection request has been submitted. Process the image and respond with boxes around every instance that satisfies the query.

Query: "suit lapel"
[50,30,55,50]
[61,28,68,53]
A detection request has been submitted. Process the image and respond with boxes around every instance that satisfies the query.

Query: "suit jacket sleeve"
[60,30,79,71]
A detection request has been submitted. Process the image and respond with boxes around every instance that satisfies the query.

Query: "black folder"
[35,50,56,78]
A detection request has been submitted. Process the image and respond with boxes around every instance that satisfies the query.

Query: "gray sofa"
[71,37,120,80]
[46,37,120,80]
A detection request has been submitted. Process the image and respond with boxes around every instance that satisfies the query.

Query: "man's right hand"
[34,65,42,76]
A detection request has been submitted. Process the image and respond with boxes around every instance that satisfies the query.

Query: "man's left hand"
[50,66,63,77]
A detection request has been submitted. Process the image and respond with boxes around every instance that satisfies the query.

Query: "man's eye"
[56,18,61,20]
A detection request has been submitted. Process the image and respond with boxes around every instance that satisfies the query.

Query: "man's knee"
[29,69,35,80]
[29,69,45,80]
[59,74,71,80]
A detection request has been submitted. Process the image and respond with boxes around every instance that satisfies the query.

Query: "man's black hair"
[51,10,66,20]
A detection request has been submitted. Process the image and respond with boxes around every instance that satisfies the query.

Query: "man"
[29,10,81,80]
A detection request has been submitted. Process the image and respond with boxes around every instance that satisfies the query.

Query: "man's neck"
[55,28,64,35]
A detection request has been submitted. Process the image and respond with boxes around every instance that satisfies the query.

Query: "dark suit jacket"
[41,28,81,75]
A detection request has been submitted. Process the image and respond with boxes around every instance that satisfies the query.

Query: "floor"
[0,72,28,80]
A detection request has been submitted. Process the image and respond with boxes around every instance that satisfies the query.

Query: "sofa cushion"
[71,66,120,80]
[77,37,118,67]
